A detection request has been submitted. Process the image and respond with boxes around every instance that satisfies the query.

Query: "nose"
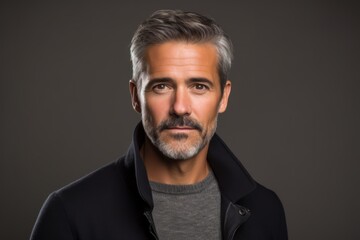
[170,88,192,116]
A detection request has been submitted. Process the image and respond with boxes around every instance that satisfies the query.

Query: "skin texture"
[130,41,231,184]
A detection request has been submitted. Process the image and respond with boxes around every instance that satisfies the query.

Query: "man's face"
[130,41,231,160]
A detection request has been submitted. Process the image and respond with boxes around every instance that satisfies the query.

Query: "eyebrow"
[145,78,173,91]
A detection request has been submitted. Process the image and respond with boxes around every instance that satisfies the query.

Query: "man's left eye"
[194,84,208,90]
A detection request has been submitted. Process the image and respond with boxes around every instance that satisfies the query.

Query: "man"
[31,9,288,240]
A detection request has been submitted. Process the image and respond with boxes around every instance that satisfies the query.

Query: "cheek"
[192,97,220,124]
[144,96,170,123]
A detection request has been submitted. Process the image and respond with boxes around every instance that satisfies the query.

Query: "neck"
[141,137,210,185]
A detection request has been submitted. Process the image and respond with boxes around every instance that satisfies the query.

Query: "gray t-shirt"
[150,171,221,240]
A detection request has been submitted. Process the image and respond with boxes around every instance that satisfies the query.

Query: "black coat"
[30,124,288,240]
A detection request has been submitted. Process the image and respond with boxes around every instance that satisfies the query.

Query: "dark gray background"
[1,0,359,239]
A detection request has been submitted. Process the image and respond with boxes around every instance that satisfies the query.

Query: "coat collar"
[123,122,256,209]
[207,134,257,202]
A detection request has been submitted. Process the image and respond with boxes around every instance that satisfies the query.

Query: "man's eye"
[152,84,171,93]
[154,84,166,90]
[193,84,209,91]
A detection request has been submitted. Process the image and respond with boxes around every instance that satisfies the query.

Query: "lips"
[158,116,203,132]
[166,126,196,131]
[167,126,194,129]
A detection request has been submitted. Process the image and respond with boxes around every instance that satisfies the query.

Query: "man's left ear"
[218,80,231,113]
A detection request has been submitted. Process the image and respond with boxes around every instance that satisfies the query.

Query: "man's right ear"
[129,80,141,113]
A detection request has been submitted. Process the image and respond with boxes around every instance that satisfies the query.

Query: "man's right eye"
[154,84,166,89]
[152,84,171,93]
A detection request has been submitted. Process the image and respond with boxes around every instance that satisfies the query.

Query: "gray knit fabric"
[150,171,221,240]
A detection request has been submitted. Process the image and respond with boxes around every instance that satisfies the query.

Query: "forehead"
[144,41,219,81]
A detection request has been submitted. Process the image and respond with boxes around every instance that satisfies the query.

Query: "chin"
[155,138,205,160]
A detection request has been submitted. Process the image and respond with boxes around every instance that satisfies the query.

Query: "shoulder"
[50,157,132,209]
[244,183,283,206]
[241,183,285,216]
[239,182,288,237]
[38,156,140,225]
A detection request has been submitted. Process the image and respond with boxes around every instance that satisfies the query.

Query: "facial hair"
[143,114,218,160]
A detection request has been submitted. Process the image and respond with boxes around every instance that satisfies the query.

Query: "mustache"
[158,116,203,132]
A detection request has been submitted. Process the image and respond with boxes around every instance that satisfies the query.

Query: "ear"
[218,80,231,113]
[129,80,141,113]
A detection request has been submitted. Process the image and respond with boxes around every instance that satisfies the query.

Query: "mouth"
[158,117,203,133]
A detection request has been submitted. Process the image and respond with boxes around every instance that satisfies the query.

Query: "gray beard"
[154,133,206,160]
[143,116,218,160]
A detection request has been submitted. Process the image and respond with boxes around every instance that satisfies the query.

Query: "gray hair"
[130,9,233,92]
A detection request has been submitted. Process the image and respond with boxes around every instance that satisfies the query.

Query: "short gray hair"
[130,9,233,91]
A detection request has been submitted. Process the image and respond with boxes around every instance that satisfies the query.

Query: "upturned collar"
[123,122,257,210]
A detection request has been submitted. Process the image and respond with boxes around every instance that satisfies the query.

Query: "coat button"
[238,208,247,216]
